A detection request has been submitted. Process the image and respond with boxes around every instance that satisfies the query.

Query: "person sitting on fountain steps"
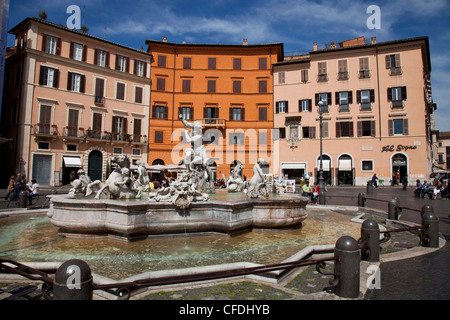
[301,180,314,203]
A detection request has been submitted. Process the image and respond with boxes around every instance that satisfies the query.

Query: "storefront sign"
[381,145,417,152]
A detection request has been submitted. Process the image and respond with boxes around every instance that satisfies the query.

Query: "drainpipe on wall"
[375,43,382,141]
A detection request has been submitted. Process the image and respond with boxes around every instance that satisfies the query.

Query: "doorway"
[88,150,103,181]
[392,153,408,185]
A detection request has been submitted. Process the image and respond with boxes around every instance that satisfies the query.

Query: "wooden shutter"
[370,90,375,103]
[348,91,353,104]
[183,57,191,69]
[233,80,241,93]
[359,57,369,71]
[275,102,279,114]
[323,122,329,138]
[401,86,407,100]
[95,78,104,97]
[395,54,401,68]
[80,75,85,93]
[259,80,267,93]
[385,55,391,69]
[336,122,341,138]
[105,52,110,67]
[318,62,326,74]
[93,113,102,132]
[335,92,340,105]
[112,116,118,133]
[40,105,52,125]
[182,79,190,92]
[301,69,308,82]
[126,57,130,73]
[310,127,316,139]
[56,38,61,56]
[42,34,47,52]
[69,42,74,59]
[388,120,393,136]
[327,93,332,105]
[133,119,141,136]
[53,69,59,88]
[315,94,320,106]
[116,83,125,100]
[163,106,169,119]
[39,66,45,85]
[285,101,289,113]
[135,87,143,103]
[82,45,87,62]
[338,60,347,72]
[403,119,409,135]
[208,58,216,70]
[259,58,267,70]
[67,72,73,90]
[259,107,267,121]
[387,88,392,101]
[356,90,361,104]
[94,49,98,65]
[233,58,241,70]
[371,120,376,137]
[308,99,312,112]
[349,122,354,137]
[357,121,362,137]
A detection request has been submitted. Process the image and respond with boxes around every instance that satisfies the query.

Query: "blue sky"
[5,0,450,131]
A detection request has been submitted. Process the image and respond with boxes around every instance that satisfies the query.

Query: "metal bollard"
[358,192,366,207]
[334,236,360,298]
[366,181,373,194]
[360,219,380,262]
[421,210,439,248]
[388,197,399,220]
[420,204,434,218]
[53,259,93,300]
[18,190,27,208]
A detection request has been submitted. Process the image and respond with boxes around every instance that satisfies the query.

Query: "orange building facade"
[146,39,283,179]
[2,18,151,186]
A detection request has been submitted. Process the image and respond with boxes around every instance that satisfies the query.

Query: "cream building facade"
[273,37,435,186]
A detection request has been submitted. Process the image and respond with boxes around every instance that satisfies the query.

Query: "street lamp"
[318,101,325,204]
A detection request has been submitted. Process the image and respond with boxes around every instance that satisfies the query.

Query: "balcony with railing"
[317,74,328,82]
[63,126,85,140]
[197,118,226,128]
[358,70,371,79]
[32,124,59,139]
[389,67,402,76]
[337,71,349,81]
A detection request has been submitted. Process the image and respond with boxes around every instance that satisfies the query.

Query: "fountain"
[47,117,308,241]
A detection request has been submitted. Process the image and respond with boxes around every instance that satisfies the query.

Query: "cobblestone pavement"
[0,185,449,302]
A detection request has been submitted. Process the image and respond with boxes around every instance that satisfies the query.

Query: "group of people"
[4,173,40,205]
[301,180,320,204]
[414,175,450,200]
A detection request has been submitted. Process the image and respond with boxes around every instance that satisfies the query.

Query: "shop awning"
[63,157,82,168]
[338,159,352,171]
[317,160,330,171]
[281,162,306,170]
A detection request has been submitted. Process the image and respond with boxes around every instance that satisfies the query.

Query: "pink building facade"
[273,37,435,186]
[3,18,151,185]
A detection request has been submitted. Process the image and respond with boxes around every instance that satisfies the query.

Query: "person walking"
[372,173,379,188]
[402,175,408,190]
[4,175,15,200]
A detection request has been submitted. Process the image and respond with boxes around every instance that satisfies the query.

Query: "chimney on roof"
[313,42,318,51]
[371,37,377,44]
[243,38,248,45]
[162,36,167,42]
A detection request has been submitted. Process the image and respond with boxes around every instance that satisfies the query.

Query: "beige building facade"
[273,37,435,186]
[2,18,151,185]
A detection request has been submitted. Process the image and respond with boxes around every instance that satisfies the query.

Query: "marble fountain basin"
[47,190,308,241]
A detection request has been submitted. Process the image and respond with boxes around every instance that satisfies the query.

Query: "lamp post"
[318,101,325,204]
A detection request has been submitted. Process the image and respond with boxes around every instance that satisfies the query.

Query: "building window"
[133,118,142,142]
[132,149,141,156]
[113,147,123,154]
[37,142,50,150]
[259,58,267,70]
[135,86,143,104]
[39,66,59,88]
[233,80,241,93]
[388,87,407,108]
[91,113,102,138]
[337,60,349,80]
[158,55,166,67]
[301,69,309,83]
[317,62,327,82]
[359,57,370,79]
[67,72,85,93]
[278,72,285,84]
[208,58,216,70]
[155,131,164,143]
[358,90,375,111]
[362,160,374,171]
[229,133,244,145]
[259,80,267,93]
[112,116,127,140]
[357,120,376,137]
[183,57,192,69]
[233,58,241,70]
[203,107,219,120]
[207,80,216,93]
[229,108,245,121]
[67,144,78,152]
[156,78,165,91]
[278,127,286,139]
[386,53,402,75]
[276,101,288,114]
[336,91,352,112]
[259,107,267,121]
[44,35,59,55]
[95,49,109,67]
[67,109,79,137]
[302,126,316,139]
[38,105,52,134]
[71,43,84,61]
[336,121,354,138]
[152,105,168,119]
[259,132,267,144]
[116,55,128,72]
[135,60,145,77]
[299,99,312,112]
[389,119,409,136]
[116,82,125,100]
[182,79,191,93]
[315,93,331,113]
[178,107,193,120]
